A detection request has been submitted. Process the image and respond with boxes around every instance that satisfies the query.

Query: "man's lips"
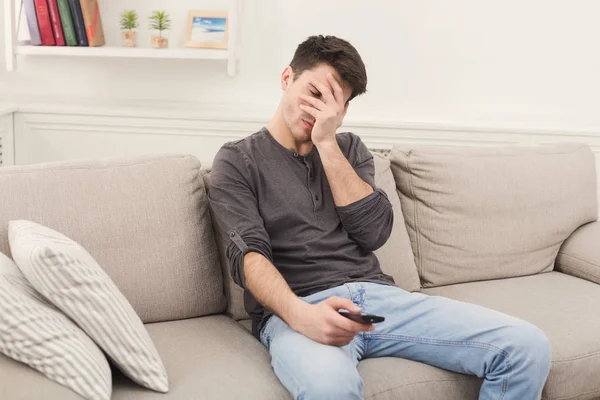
[303,120,314,129]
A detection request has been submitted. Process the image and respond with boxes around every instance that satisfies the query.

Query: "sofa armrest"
[0,353,83,399]
[556,220,600,285]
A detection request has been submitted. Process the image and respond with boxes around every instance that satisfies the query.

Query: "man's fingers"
[326,73,345,106]
[299,95,326,111]
[299,104,320,119]
[322,297,374,333]
[310,79,336,105]
[329,335,355,347]
[325,296,361,313]
[322,328,356,344]
[332,313,375,333]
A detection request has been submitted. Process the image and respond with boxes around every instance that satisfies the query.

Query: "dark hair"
[289,35,367,102]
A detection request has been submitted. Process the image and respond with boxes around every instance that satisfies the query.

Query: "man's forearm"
[317,141,373,206]
[244,252,306,327]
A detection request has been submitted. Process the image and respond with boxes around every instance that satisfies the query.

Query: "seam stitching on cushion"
[366,377,476,399]
[558,252,600,270]
[550,349,600,362]
[543,386,600,400]
[557,264,600,283]
[0,154,193,174]
[405,151,422,279]
[393,146,582,158]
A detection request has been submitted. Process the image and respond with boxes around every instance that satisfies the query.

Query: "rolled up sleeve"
[336,188,393,251]
[208,144,272,289]
[336,136,394,251]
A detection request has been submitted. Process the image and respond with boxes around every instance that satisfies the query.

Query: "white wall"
[1,0,600,130]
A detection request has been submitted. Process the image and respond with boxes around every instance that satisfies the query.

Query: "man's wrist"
[314,137,340,154]
[284,297,310,330]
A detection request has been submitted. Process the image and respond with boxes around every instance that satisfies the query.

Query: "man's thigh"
[357,282,547,376]
[260,313,363,399]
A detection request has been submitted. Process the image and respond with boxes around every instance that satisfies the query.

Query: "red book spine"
[34,0,56,46]
[47,0,65,45]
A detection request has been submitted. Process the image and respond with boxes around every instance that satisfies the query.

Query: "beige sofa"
[0,141,599,400]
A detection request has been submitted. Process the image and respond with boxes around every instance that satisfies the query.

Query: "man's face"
[280,63,353,145]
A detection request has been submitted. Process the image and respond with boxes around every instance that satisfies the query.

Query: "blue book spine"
[23,0,42,45]
[67,0,88,46]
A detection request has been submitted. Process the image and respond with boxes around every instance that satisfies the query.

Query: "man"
[208,35,552,400]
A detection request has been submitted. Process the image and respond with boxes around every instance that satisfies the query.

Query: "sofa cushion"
[0,352,85,400]
[112,315,484,400]
[111,315,292,400]
[390,143,598,287]
[9,220,169,393]
[202,152,421,321]
[359,357,481,399]
[422,271,600,400]
[0,154,226,323]
[556,220,600,285]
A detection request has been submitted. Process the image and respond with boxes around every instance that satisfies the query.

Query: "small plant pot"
[151,36,169,49]
[121,30,137,47]
[150,30,169,49]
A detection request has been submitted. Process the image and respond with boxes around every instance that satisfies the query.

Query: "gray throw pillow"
[0,251,112,399]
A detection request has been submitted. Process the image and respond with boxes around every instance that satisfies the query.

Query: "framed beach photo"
[185,11,229,49]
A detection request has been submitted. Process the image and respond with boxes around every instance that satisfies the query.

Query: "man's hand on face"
[299,73,349,147]
[289,295,375,347]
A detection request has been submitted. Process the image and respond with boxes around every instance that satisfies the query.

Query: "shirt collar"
[262,127,317,161]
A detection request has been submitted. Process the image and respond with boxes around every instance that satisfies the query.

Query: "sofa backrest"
[0,154,226,323]
[389,142,598,288]
[204,151,421,321]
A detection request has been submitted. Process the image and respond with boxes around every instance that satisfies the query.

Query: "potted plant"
[120,10,139,47]
[149,11,171,49]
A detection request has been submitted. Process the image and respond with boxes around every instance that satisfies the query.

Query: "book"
[68,0,88,46]
[79,0,105,47]
[47,0,65,46]
[16,0,33,44]
[56,0,77,46]
[34,0,56,45]
[23,0,42,45]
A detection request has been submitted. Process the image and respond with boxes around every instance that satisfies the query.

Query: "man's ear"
[342,101,350,118]
[281,66,293,91]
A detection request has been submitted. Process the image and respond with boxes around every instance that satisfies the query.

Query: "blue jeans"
[260,282,552,400]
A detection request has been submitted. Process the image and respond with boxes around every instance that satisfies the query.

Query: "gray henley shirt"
[208,127,396,339]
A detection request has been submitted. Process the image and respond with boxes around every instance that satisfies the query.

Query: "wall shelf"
[15,45,231,60]
[3,0,241,76]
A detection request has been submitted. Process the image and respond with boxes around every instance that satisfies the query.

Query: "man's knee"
[298,365,363,400]
[511,323,553,376]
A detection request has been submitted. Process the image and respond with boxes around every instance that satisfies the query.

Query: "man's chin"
[293,128,312,143]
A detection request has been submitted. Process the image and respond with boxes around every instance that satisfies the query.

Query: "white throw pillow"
[0,251,112,400]
[8,220,169,393]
